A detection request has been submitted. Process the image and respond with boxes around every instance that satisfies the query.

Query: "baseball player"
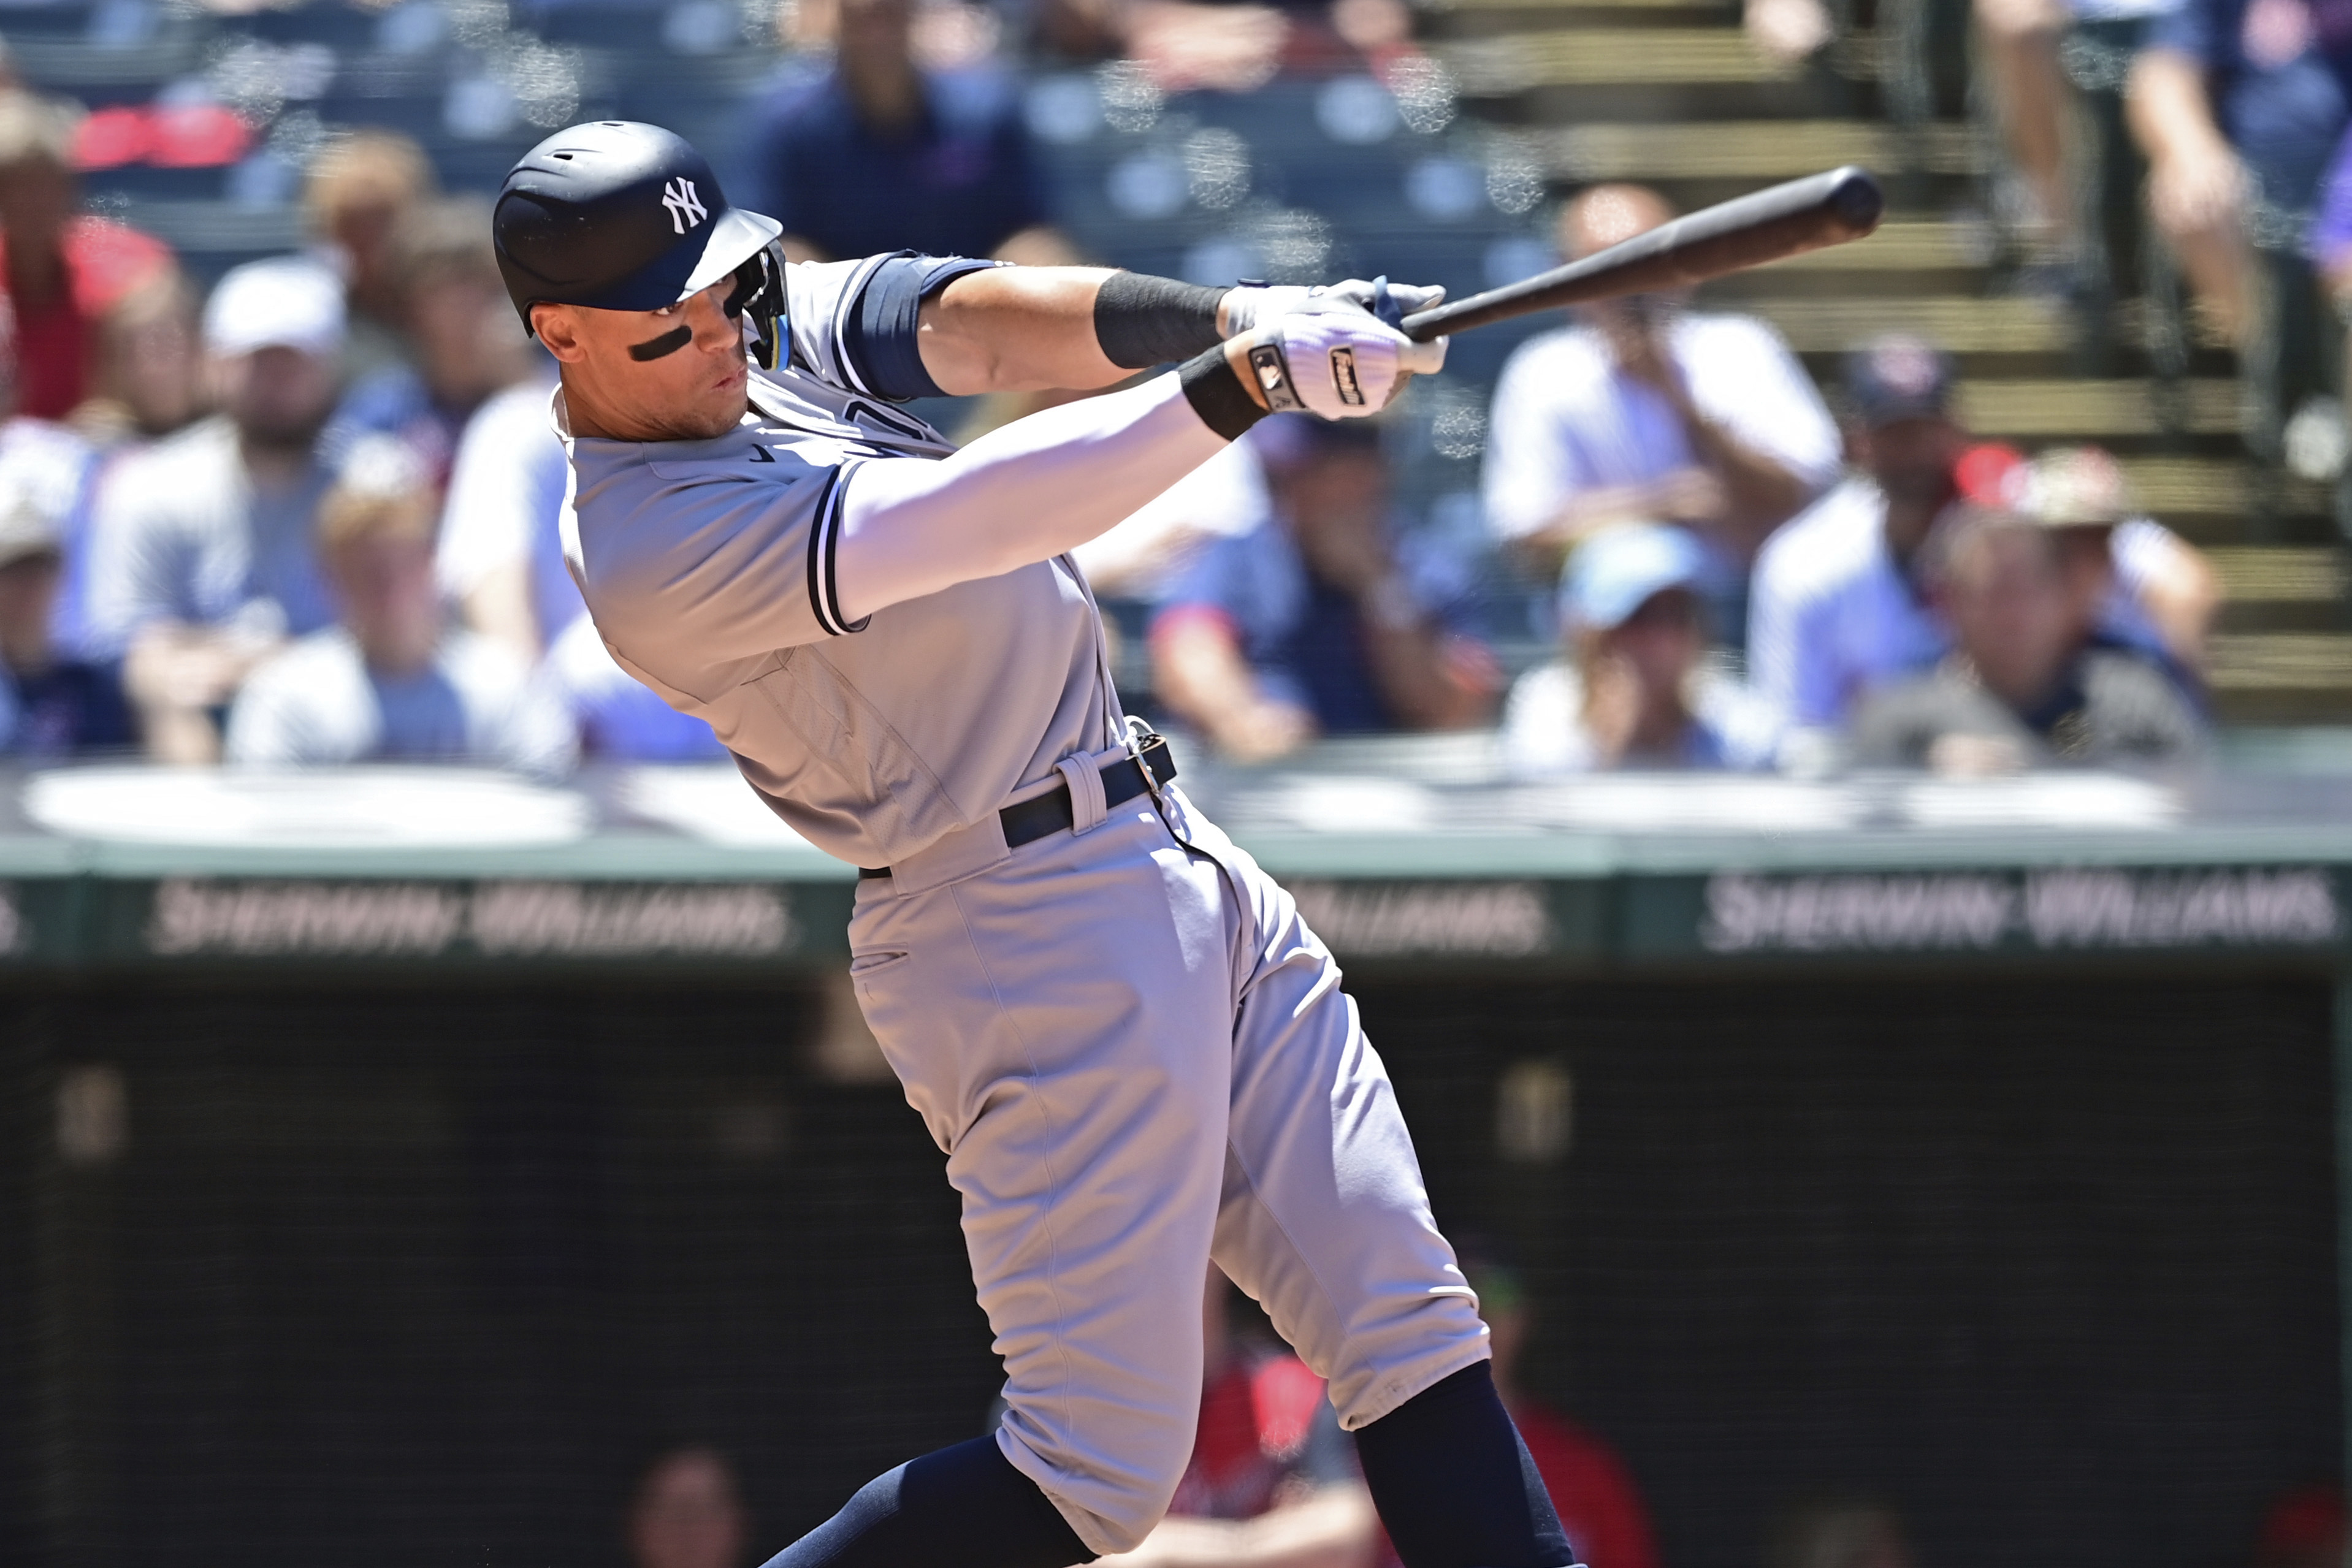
[492,121,1577,1568]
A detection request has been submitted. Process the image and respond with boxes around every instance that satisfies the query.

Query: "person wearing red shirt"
[1463,1255,1659,1568]
[1107,1266,1381,1568]
[0,92,170,423]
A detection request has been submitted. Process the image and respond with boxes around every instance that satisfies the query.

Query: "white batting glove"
[1221,278,1447,335]
[1246,310,1447,419]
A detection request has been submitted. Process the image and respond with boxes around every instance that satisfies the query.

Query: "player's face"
[535,281,749,442]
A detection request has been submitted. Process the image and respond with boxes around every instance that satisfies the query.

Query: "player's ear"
[532,303,587,362]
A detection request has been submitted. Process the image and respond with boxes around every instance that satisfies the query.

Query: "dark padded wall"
[1362,973,2343,1568]
[0,971,2339,1568]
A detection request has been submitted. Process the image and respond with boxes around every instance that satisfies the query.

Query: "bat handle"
[1369,275,1403,330]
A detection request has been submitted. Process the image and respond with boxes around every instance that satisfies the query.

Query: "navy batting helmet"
[494,120,788,367]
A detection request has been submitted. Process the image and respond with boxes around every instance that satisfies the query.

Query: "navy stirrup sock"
[1354,1361,1581,1568]
[758,1435,1091,1568]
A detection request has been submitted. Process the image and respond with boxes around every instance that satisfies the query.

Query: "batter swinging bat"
[1394,165,1884,343]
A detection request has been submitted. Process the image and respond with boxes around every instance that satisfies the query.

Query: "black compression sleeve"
[1094,272,1228,370]
[1178,344,1266,441]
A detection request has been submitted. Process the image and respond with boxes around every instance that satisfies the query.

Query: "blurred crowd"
[1127,179,2226,780]
[0,0,2343,778]
[0,94,712,771]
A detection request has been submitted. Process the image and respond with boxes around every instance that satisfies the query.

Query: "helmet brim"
[681,207,784,300]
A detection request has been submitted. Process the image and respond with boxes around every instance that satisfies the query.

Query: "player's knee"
[999,1399,1196,1555]
[1082,1500,1172,1557]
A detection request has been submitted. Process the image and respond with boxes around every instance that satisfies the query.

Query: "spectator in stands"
[0,92,172,423]
[44,270,198,668]
[535,613,728,762]
[627,1445,750,1568]
[1763,1495,1916,1568]
[0,478,129,755]
[2017,443,2215,688]
[1847,502,2204,771]
[0,292,107,664]
[1744,0,1833,61]
[1749,337,2216,734]
[2126,0,2349,349]
[1974,0,2184,287]
[2316,126,2352,474]
[436,374,570,664]
[226,442,574,773]
[1483,184,1841,595]
[324,196,536,490]
[1108,1264,1379,1566]
[435,375,726,761]
[2253,1486,2346,1568]
[303,129,436,379]
[1502,522,1779,775]
[78,267,204,449]
[1071,437,1269,603]
[1151,416,1497,763]
[88,256,346,764]
[1454,1246,1659,1568]
[752,0,1066,265]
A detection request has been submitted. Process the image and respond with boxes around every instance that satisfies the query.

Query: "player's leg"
[1170,797,1577,1568]
[760,1437,1087,1568]
[817,804,1242,1561]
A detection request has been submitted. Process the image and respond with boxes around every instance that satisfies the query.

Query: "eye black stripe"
[628,324,693,362]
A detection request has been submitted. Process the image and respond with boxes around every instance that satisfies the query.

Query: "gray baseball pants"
[846,754,1491,1556]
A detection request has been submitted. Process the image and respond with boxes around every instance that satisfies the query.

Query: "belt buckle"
[1123,715,1170,809]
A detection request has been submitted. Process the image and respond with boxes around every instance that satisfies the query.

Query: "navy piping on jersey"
[827,254,895,398]
[808,459,871,636]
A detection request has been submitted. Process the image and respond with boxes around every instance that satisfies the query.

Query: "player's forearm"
[2134,533,2220,671]
[1152,615,1302,756]
[2126,49,2227,167]
[835,371,1226,620]
[919,265,1129,395]
[1362,620,1492,731]
[918,267,1258,397]
[1227,1483,1381,1568]
[460,563,544,665]
[1684,424,1812,554]
[1522,477,1703,568]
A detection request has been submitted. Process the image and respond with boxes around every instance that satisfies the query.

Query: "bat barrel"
[1398,165,1883,342]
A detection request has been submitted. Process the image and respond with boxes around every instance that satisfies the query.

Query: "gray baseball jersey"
[559,250,1490,1556]
[559,252,1126,869]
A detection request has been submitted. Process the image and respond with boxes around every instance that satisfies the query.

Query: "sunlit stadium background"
[0,0,2345,1564]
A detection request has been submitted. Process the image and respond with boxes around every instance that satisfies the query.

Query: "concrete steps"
[1536,121,1980,181]
[1950,380,2246,440]
[1427,0,2348,718]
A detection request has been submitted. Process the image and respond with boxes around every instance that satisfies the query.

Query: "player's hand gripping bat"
[1380,165,1885,341]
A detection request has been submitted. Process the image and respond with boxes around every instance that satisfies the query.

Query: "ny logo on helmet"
[661,178,708,235]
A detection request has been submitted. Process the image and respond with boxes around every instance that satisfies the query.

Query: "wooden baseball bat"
[1396,166,1884,342]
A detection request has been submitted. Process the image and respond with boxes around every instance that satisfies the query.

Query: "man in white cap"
[84,254,347,762]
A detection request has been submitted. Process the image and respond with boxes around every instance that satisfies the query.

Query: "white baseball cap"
[203,256,346,359]
[0,485,58,569]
